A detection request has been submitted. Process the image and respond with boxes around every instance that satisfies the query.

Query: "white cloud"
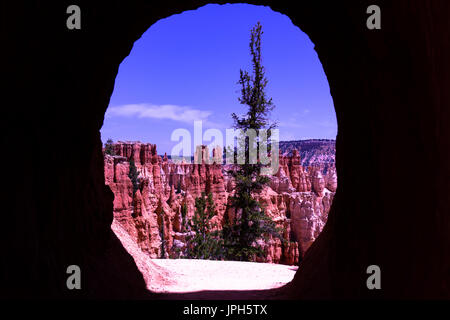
[278,119,305,129]
[106,103,212,124]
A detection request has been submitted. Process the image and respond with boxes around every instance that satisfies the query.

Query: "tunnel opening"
[100,3,338,296]
[2,0,448,300]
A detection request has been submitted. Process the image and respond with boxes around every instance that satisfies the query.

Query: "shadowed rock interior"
[1,0,449,299]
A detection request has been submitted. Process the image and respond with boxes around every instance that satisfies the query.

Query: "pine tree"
[185,192,223,260]
[159,211,166,259]
[128,160,139,196]
[181,202,188,232]
[223,22,281,261]
[104,138,115,155]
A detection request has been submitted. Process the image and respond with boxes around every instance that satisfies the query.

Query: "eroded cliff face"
[279,139,335,168]
[104,142,336,265]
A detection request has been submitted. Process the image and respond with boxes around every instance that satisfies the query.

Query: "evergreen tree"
[159,209,166,259]
[104,138,115,155]
[223,22,281,261]
[128,160,139,196]
[180,202,188,232]
[185,192,223,260]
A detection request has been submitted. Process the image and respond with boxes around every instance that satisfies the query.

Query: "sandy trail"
[112,220,298,294]
[150,258,298,293]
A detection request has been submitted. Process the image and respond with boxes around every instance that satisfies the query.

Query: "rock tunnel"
[1,0,449,299]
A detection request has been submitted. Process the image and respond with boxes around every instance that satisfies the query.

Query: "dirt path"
[112,220,298,294]
[150,258,298,293]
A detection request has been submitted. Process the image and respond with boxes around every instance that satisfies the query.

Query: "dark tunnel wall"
[1,0,449,299]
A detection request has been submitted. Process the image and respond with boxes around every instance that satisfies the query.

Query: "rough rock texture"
[104,142,335,265]
[2,0,449,299]
[279,139,336,167]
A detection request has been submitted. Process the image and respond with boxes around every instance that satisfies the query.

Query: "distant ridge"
[162,139,336,166]
[279,139,335,167]
[106,139,336,167]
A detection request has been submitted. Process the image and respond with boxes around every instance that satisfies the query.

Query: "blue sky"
[101,3,337,155]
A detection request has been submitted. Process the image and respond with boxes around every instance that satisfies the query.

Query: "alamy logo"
[366,5,381,30]
[366,265,381,289]
[66,5,81,30]
[170,121,279,175]
[66,265,81,290]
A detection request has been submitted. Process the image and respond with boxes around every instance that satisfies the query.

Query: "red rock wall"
[104,142,336,265]
[4,0,450,299]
